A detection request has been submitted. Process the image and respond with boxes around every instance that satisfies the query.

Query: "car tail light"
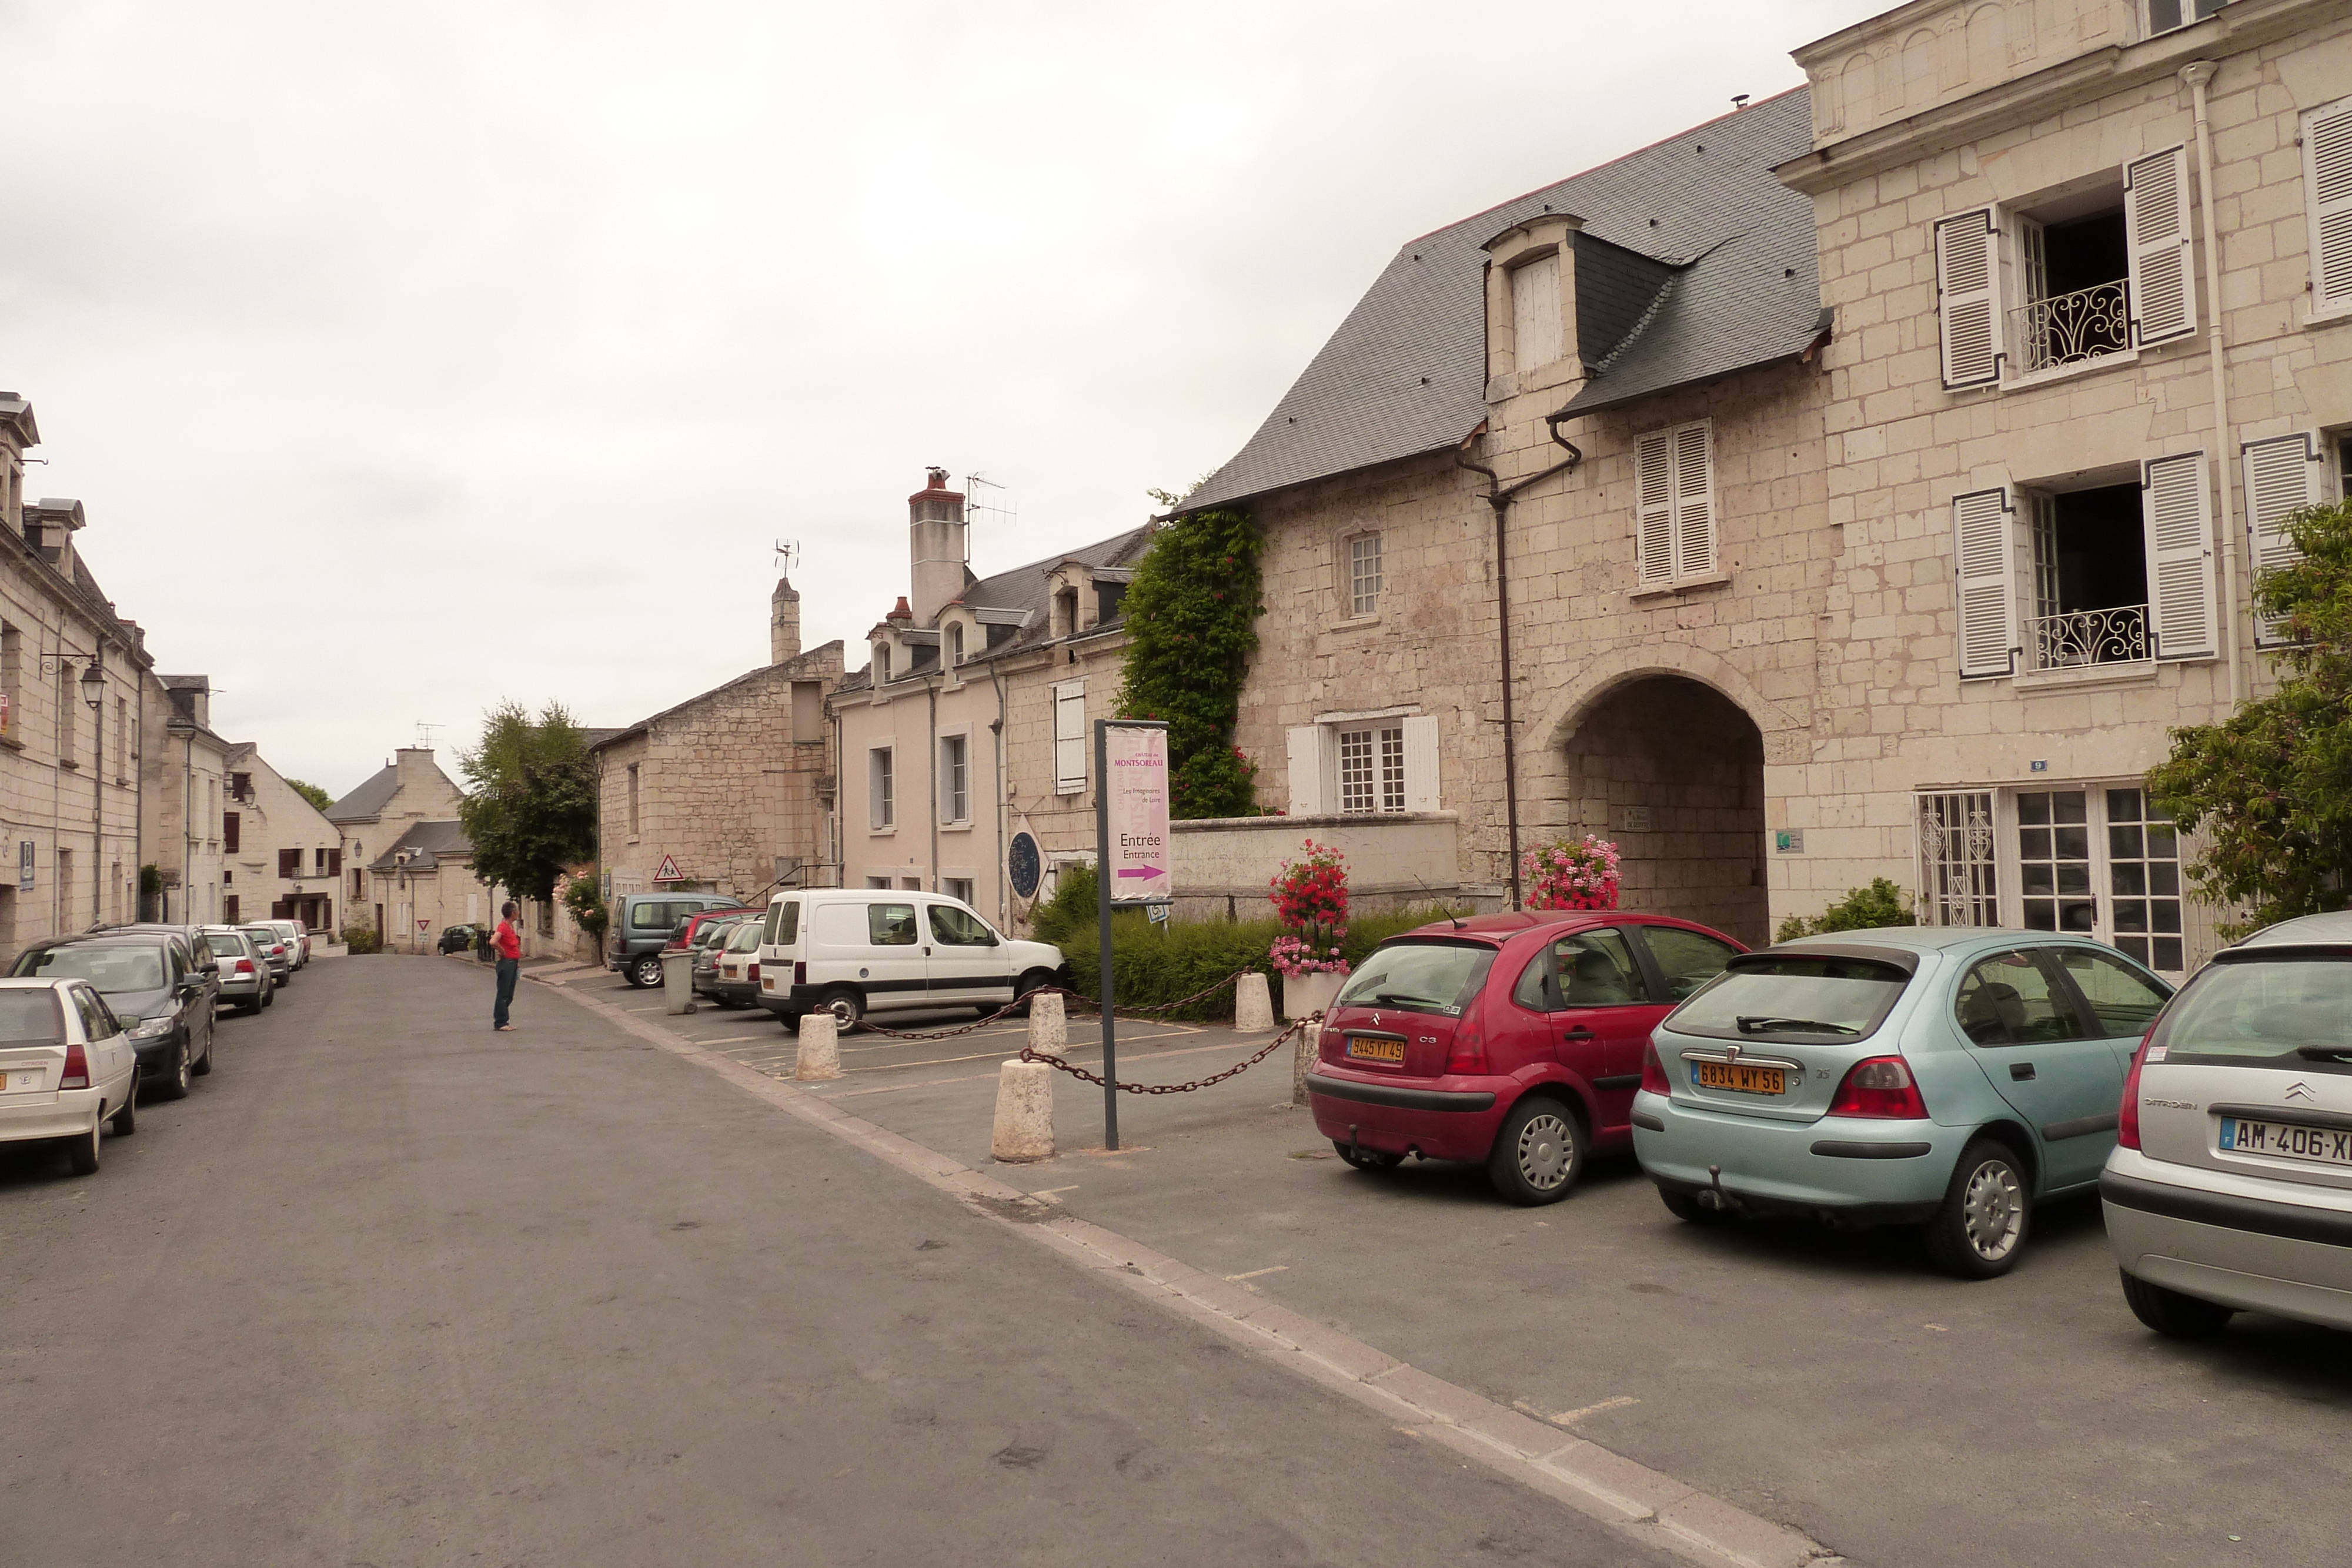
[60,1043,89,1090]
[793,961,807,986]
[1445,1012,1487,1075]
[2117,1026,2156,1151]
[235,959,254,975]
[1828,1056,1929,1119]
[747,962,760,982]
[1641,1039,1672,1095]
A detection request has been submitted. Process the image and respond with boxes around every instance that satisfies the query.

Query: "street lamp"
[79,658,103,711]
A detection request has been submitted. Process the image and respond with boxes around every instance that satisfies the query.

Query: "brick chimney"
[908,467,967,627]
[771,576,801,663]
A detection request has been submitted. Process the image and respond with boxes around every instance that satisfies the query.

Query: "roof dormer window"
[946,621,964,667]
[1511,251,1563,373]
[874,643,891,683]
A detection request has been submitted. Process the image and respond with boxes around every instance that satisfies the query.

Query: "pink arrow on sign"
[1117,865,1164,880]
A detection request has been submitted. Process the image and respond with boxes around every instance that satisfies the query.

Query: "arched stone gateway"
[1528,651,1788,949]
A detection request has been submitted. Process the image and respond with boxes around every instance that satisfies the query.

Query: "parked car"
[198,925,274,1014]
[0,978,139,1175]
[2103,908,2352,1338]
[707,918,767,1008]
[260,918,309,969]
[1633,928,2173,1278]
[437,924,484,955]
[240,925,295,986]
[1304,912,1748,1205]
[689,913,760,1001]
[9,932,221,1101]
[669,907,756,955]
[755,888,1065,1029]
[606,893,747,988]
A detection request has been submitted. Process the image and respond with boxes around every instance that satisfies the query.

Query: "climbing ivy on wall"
[1116,506,1265,819]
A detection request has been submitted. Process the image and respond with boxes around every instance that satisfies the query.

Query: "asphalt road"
[661,987,2352,1568]
[0,955,1681,1568]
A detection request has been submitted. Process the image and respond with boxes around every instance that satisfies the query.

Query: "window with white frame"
[868,747,894,829]
[940,734,969,823]
[1287,714,1438,816]
[1053,681,1087,794]
[2147,0,2229,34]
[946,622,965,667]
[1633,420,1715,587]
[1346,532,1382,618]
[2306,93,2352,317]
[874,643,891,684]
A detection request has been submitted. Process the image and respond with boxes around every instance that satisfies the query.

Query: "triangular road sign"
[653,854,683,882]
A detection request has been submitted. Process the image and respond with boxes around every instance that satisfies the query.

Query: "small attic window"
[1511,251,1563,373]
[1096,580,1127,624]
[946,623,964,667]
[1053,586,1080,640]
[874,643,892,683]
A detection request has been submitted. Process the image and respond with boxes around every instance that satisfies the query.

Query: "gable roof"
[368,819,473,872]
[590,643,847,752]
[1180,88,1820,514]
[325,764,400,824]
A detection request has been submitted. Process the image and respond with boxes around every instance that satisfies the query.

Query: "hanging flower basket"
[1268,838,1351,978]
[1523,835,1622,912]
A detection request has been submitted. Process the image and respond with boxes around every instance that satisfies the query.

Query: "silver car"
[239,924,294,985]
[260,918,308,969]
[2103,909,2352,1338]
[198,927,274,1014]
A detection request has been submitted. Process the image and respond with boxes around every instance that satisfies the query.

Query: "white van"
[757,888,1065,1030]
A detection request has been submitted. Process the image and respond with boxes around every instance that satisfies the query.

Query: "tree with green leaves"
[457,701,599,905]
[284,778,334,813]
[1115,506,1265,819]
[2149,500,2352,937]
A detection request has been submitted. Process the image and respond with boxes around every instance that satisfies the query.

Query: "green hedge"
[1053,902,1466,1021]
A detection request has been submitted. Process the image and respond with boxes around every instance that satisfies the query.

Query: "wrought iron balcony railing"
[2030,603,2150,670]
[2009,279,2130,375]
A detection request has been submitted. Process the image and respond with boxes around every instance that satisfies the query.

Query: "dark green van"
[606,892,746,988]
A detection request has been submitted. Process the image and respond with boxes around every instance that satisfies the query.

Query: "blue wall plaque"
[1007,831,1043,900]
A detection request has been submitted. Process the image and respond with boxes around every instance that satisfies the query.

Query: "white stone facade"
[222,745,342,932]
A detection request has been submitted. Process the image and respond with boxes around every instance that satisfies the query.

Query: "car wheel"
[262,982,275,1009]
[819,988,864,1030]
[1014,969,1060,1016]
[192,1029,214,1076]
[1487,1096,1584,1206]
[1923,1138,2031,1279]
[630,955,665,989]
[1657,1185,1729,1225]
[109,1089,136,1137]
[2120,1271,2235,1340]
[65,1116,101,1176]
[152,1039,192,1102]
[1333,1139,1403,1171]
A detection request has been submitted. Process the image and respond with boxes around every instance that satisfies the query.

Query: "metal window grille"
[1349,534,1382,617]
[1338,728,1374,814]
[1379,726,1406,813]
[1917,791,1998,927]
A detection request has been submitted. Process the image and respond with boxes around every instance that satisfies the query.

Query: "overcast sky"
[1,0,1878,799]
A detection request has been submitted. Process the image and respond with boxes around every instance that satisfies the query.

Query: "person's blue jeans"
[495,957,519,1028]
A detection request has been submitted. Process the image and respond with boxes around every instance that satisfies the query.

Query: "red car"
[1305,912,1748,1205]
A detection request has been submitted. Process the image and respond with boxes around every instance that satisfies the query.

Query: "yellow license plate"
[1346,1037,1407,1064]
[1695,1061,1786,1095]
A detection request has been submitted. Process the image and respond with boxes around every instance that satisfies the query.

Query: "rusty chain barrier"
[840,967,1259,1043]
[1020,1012,1322,1096]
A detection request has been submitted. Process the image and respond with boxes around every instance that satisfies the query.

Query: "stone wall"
[1166,812,1481,923]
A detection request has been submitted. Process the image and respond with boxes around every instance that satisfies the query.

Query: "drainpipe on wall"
[926,679,940,894]
[830,703,843,888]
[990,658,1010,928]
[1455,415,1583,909]
[2181,59,2244,707]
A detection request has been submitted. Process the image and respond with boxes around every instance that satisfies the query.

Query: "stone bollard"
[1027,991,1067,1054]
[991,1059,1055,1162]
[794,1011,843,1081]
[1234,972,1274,1034]
[1292,1014,1323,1107]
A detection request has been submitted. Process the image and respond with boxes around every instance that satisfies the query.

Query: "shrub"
[1055,902,1466,1021]
[1774,878,1913,944]
[1030,863,1098,947]
[563,875,609,940]
[343,922,383,955]
[1268,838,1349,978]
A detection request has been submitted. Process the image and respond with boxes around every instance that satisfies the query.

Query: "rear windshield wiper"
[1735,1016,1859,1035]
[2296,1044,2352,1061]
[1369,991,1439,1008]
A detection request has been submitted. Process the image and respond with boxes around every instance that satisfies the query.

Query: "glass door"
[2013,786,2183,975]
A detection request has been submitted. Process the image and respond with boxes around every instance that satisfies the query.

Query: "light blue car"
[1632,928,2173,1278]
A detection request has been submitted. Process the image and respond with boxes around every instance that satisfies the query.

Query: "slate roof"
[325,763,400,824]
[1181,88,1822,514]
[590,643,847,751]
[368,819,473,872]
[835,524,1155,695]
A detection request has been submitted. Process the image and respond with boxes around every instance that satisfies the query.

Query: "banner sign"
[1104,724,1171,905]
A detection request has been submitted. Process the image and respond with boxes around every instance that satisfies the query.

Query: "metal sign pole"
[1093,718,1119,1150]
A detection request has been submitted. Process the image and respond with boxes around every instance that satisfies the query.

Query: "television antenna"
[415,721,443,749]
[773,539,801,576]
[964,472,1017,538]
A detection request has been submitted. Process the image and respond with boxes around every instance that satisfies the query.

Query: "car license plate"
[1693,1061,1786,1095]
[2218,1116,2352,1169]
[1,1069,38,1092]
[1345,1037,1407,1064]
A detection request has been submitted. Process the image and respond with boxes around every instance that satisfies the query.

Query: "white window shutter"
[1952,489,2017,679]
[1672,422,1716,578]
[1935,209,2003,387]
[1285,726,1325,816]
[2306,96,2352,315]
[1635,429,1673,585]
[2124,146,2196,347]
[1401,715,1440,813]
[2143,452,2217,660]
[2243,434,2325,645]
[1053,681,1087,794]
[1511,251,1563,372]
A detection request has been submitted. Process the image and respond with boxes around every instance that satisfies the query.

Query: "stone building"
[221,744,341,931]
[591,579,843,909]
[328,747,467,940]
[144,674,232,926]
[364,820,519,956]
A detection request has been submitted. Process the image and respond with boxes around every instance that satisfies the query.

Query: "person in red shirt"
[492,902,522,1031]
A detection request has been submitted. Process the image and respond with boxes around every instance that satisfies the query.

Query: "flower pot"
[1280,969,1345,1022]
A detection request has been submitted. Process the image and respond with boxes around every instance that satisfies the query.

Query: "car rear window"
[205,935,245,959]
[767,901,800,946]
[2156,955,2352,1069]
[14,945,165,992]
[1334,940,1496,1017]
[1668,955,1910,1042]
[726,922,763,952]
[0,990,63,1044]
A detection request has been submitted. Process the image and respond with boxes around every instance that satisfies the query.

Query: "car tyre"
[152,1039,192,1102]
[262,982,275,1009]
[1014,969,1060,1017]
[629,955,664,989]
[65,1116,101,1176]
[192,1029,214,1076]
[2120,1271,2235,1340]
[109,1089,136,1137]
[819,988,864,1031]
[1923,1138,2032,1279]
[1656,1185,1729,1225]
[1486,1096,1584,1206]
